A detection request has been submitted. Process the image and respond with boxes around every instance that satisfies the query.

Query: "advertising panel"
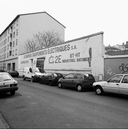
[18,32,104,81]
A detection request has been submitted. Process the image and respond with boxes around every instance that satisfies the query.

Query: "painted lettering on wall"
[47,47,92,67]
[24,44,70,58]
[21,60,29,64]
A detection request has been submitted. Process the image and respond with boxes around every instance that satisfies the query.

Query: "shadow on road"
[0,92,21,99]
[101,92,128,100]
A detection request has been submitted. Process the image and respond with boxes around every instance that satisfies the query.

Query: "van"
[23,67,45,82]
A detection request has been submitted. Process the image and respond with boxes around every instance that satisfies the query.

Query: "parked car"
[8,70,19,77]
[40,72,63,86]
[23,67,45,82]
[0,72,18,95]
[0,69,6,72]
[58,73,95,91]
[93,74,128,95]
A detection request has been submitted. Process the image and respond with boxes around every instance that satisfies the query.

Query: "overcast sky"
[0,0,128,46]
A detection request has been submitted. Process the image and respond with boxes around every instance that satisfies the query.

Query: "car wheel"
[31,77,34,82]
[39,80,42,84]
[77,84,83,92]
[10,91,15,95]
[49,81,53,86]
[23,76,26,80]
[95,86,103,95]
[58,82,63,88]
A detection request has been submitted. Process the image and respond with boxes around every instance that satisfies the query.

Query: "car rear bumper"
[0,87,18,93]
[82,84,93,89]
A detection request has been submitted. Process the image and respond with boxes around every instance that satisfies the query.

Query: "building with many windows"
[0,12,65,71]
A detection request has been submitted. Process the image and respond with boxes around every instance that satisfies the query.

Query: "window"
[13,41,15,47]
[12,50,14,56]
[76,74,83,79]
[122,75,128,83]
[7,44,9,50]
[16,39,18,45]
[15,49,17,55]
[0,75,3,82]
[3,74,12,81]
[16,19,18,26]
[10,33,12,38]
[12,63,15,71]
[108,75,123,83]
[65,74,74,79]
[13,22,15,29]
[13,32,15,38]
[16,29,18,36]
[9,50,12,56]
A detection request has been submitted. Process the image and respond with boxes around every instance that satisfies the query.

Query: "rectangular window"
[13,41,15,47]
[9,50,12,56]
[13,32,15,38]
[12,63,15,71]
[16,19,18,26]
[15,49,17,55]
[16,29,18,36]
[16,39,18,45]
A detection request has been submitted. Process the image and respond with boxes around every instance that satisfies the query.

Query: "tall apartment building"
[0,12,65,71]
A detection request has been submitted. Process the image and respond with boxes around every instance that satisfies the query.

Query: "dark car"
[0,72,18,95]
[8,70,19,77]
[40,72,63,86]
[58,73,95,91]
[0,69,6,72]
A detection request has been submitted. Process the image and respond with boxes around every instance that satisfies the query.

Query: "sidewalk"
[0,113,10,129]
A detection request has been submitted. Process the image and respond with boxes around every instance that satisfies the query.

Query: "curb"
[0,113,10,129]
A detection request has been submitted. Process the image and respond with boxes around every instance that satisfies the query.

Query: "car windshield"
[0,74,12,82]
[3,74,12,81]
[56,73,63,77]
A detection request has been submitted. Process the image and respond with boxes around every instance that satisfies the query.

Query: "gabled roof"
[0,11,66,36]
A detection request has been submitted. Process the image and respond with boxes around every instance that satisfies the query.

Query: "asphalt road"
[0,78,128,128]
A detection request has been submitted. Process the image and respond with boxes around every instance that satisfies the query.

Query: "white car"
[23,67,45,82]
[93,74,128,95]
[0,72,18,95]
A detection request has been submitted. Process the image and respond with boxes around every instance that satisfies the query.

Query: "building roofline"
[0,11,65,37]
[65,31,104,43]
[19,11,66,28]
[0,15,20,36]
[20,31,104,56]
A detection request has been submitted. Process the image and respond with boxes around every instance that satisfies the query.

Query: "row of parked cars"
[1,67,128,96]
[23,68,128,96]
[22,67,95,92]
[0,69,19,77]
[22,67,128,96]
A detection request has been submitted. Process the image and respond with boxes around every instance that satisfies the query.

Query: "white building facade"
[0,12,65,71]
[18,32,104,81]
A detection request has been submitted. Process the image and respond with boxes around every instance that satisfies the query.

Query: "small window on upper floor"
[16,39,18,45]
[15,49,17,55]
[13,32,15,38]
[13,41,15,47]
[16,19,18,26]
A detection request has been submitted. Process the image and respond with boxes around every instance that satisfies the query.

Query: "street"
[0,78,128,128]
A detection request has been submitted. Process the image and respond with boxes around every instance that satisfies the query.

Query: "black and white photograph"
[0,0,128,128]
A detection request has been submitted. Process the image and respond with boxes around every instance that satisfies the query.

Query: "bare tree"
[24,39,37,52]
[24,31,63,52]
